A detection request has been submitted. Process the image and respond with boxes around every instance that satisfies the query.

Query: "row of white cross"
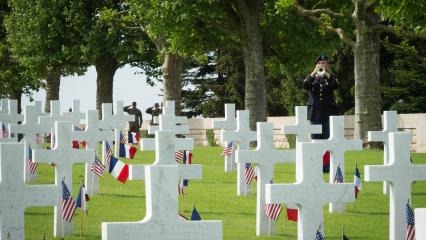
[0,99,223,240]
[213,104,426,240]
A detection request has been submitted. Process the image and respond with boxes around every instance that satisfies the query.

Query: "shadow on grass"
[347,209,388,216]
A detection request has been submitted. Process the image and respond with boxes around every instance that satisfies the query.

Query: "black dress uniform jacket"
[303,73,339,121]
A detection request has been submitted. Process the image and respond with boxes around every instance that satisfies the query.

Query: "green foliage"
[205,129,217,147]
[285,134,296,149]
[140,129,154,138]
[381,39,426,113]
[0,0,40,97]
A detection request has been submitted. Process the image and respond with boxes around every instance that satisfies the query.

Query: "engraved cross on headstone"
[282,106,322,143]
[0,143,57,240]
[368,111,398,194]
[73,110,115,194]
[265,141,355,239]
[102,131,222,240]
[222,110,256,196]
[236,122,295,236]
[213,104,237,172]
[313,116,362,212]
[32,121,94,237]
[365,132,426,240]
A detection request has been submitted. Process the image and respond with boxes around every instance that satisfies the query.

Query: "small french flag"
[119,143,137,159]
[127,132,140,144]
[109,156,129,183]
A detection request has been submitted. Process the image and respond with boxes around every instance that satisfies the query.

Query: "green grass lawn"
[25,146,426,239]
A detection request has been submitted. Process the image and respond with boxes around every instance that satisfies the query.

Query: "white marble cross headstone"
[282,106,322,143]
[74,110,115,194]
[33,121,95,237]
[213,104,237,172]
[415,208,426,240]
[0,143,57,240]
[313,116,362,212]
[368,111,398,194]
[222,110,256,196]
[99,102,134,160]
[147,101,188,135]
[364,132,426,240]
[236,122,295,236]
[62,100,85,127]
[0,99,24,126]
[39,101,81,146]
[10,104,51,181]
[0,99,8,114]
[130,119,198,180]
[265,141,355,239]
[102,131,222,240]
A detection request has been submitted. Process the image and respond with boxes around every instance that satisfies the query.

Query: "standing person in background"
[303,55,339,173]
[303,54,339,140]
[145,103,162,125]
[123,102,143,133]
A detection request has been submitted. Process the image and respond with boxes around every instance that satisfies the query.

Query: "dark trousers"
[310,119,330,140]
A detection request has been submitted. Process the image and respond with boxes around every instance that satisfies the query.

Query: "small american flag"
[61,180,76,222]
[28,147,38,175]
[178,181,185,196]
[90,154,105,178]
[35,133,43,144]
[120,132,127,144]
[221,141,233,156]
[1,123,9,138]
[105,142,113,165]
[406,200,415,240]
[334,165,344,183]
[244,163,256,185]
[265,180,282,221]
[175,150,184,163]
[315,229,324,240]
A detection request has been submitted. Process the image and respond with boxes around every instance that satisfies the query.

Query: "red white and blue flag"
[109,155,129,183]
[127,132,140,144]
[334,165,344,183]
[28,146,38,175]
[265,180,282,221]
[244,163,256,185]
[105,142,113,165]
[35,133,43,144]
[315,229,324,240]
[354,164,362,198]
[221,141,233,156]
[178,181,185,196]
[61,180,76,222]
[76,184,89,214]
[175,150,184,163]
[90,154,105,178]
[1,123,9,138]
[119,132,137,159]
[406,200,415,240]
[286,203,298,222]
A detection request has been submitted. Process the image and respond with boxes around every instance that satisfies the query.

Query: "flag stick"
[284,206,288,239]
[61,218,64,239]
[80,210,83,239]
[90,172,94,196]
[267,218,271,237]
[182,194,185,214]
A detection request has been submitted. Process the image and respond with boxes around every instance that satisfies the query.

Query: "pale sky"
[22,64,163,119]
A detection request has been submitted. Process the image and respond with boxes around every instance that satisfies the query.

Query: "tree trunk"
[162,53,183,115]
[95,56,118,115]
[9,89,22,114]
[236,0,267,130]
[44,69,61,112]
[353,8,382,145]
